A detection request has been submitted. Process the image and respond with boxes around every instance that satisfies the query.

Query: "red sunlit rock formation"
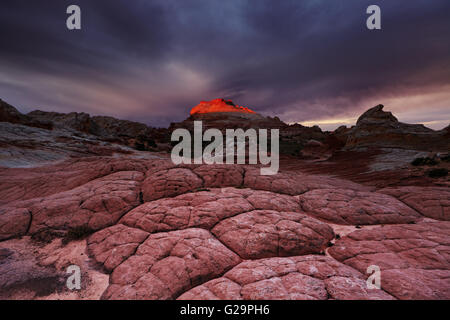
[190,98,256,115]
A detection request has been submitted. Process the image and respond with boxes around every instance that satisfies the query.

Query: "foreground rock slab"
[0,155,449,300]
[244,168,373,196]
[0,207,30,241]
[121,188,300,233]
[212,210,334,259]
[0,171,144,240]
[178,255,395,300]
[0,157,149,205]
[102,228,241,300]
[87,224,149,271]
[298,189,421,225]
[328,221,450,299]
[379,186,450,221]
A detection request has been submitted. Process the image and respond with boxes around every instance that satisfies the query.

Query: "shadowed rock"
[0,207,30,241]
[1,171,144,240]
[344,105,450,151]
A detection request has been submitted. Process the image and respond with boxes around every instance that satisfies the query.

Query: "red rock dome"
[190,98,256,115]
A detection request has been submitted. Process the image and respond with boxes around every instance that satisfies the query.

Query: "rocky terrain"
[0,99,170,166]
[344,104,450,151]
[0,98,449,300]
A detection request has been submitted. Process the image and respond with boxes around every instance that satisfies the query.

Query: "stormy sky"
[1,0,449,130]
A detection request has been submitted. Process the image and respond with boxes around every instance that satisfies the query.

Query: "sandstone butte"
[190,98,256,115]
[0,97,449,300]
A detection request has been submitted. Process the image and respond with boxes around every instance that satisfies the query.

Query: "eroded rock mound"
[30,171,144,233]
[212,210,334,259]
[141,167,203,201]
[193,165,245,187]
[121,188,299,233]
[178,256,394,300]
[190,98,256,115]
[0,208,30,241]
[27,110,168,151]
[298,189,421,225]
[139,164,372,203]
[1,99,169,155]
[0,99,52,130]
[328,222,450,299]
[0,157,149,205]
[345,104,450,151]
[102,228,241,300]
[379,186,450,220]
[87,224,149,271]
[244,168,372,196]
[1,171,144,240]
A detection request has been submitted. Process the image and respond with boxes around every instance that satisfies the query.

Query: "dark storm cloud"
[0,0,170,81]
[0,0,449,128]
[212,1,450,118]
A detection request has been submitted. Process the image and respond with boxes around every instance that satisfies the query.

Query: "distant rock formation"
[27,110,92,133]
[2,98,448,165]
[190,98,256,115]
[0,99,52,130]
[170,98,330,158]
[0,99,172,167]
[172,109,284,131]
[342,104,450,151]
[26,110,170,151]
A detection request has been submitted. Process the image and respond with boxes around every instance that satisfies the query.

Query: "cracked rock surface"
[379,186,450,221]
[178,256,395,300]
[102,228,241,300]
[298,189,421,225]
[211,210,334,259]
[328,222,450,299]
[1,171,144,240]
[0,157,449,300]
[120,188,299,233]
